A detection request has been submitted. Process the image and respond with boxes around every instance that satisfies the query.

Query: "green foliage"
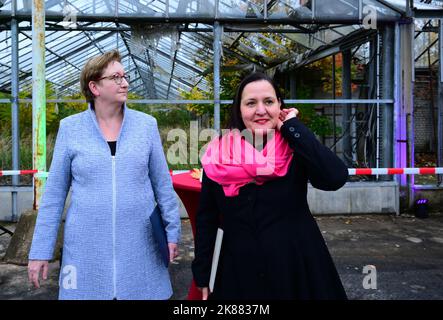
[180,53,336,137]
[0,128,56,177]
[309,55,359,96]
[181,56,246,128]
[0,46,349,173]
[0,82,62,136]
[257,32,295,63]
[288,84,335,137]
[0,82,84,176]
[0,82,91,137]
[125,92,193,128]
[180,86,209,116]
[151,108,192,128]
[53,92,88,122]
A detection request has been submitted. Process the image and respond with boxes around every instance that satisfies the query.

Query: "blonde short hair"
[80,50,122,102]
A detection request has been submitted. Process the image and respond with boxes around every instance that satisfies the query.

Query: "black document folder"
[150,205,170,267]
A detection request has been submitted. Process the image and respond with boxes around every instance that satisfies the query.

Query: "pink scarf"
[201,130,293,197]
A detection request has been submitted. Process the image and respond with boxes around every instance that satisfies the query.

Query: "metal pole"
[369,37,376,171]
[428,41,436,153]
[213,21,222,133]
[351,108,357,163]
[408,22,416,205]
[1,98,395,105]
[342,50,352,167]
[394,22,406,187]
[381,25,395,181]
[263,0,267,20]
[393,22,401,215]
[348,51,356,164]
[0,10,403,24]
[399,23,415,207]
[32,0,46,210]
[376,32,381,180]
[332,55,337,153]
[289,72,296,99]
[312,0,315,21]
[11,0,20,222]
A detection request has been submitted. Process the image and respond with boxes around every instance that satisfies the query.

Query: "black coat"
[192,117,349,300]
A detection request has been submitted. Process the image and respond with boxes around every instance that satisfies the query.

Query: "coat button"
[294,132,300,138]
[289,127,295,132]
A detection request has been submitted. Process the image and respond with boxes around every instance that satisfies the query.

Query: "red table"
[172,170,203,300]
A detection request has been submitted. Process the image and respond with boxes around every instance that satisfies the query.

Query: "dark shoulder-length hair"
[228,72,286,131]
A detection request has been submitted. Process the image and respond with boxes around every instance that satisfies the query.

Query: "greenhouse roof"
[0,0,442,99]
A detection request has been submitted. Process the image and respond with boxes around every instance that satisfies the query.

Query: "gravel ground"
[1,213,443,300]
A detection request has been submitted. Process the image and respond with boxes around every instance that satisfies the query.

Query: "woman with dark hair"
[192,72,348,300]
[228,72,287,131]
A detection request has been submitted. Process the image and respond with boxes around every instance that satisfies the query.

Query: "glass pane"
[314,0,358,21]
[45,0,64,11]
[118,0,167,16]
[268,0,311,19]
[63,0,115,15]
[414,27,439,68]
[0,0,11,10]
[16,0,33,12]
[363,0,401,21]
[169,0,215,17]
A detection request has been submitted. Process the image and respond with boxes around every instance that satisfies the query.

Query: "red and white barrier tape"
[0,170,39,176]
[1,168,443,177]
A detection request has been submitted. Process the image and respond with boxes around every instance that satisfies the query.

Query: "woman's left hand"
[277,108,299,130]
[168,243,179,262]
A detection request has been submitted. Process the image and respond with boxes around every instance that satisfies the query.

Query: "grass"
[0,130,55,185]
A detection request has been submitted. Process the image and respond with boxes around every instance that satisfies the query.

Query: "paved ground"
[1,213,443,300]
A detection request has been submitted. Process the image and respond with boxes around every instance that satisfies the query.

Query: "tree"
[0,81,60,136]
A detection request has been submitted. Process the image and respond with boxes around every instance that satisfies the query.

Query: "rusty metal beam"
[32,0,46,210]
